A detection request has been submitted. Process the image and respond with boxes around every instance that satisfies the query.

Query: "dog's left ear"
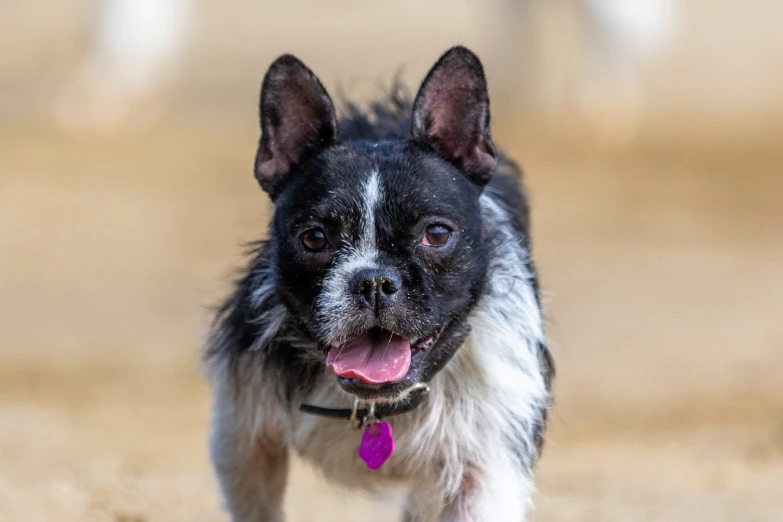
[412,46,497,187]
[255,54,337,199]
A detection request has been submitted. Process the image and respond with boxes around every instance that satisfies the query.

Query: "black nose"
[350,268,402,311]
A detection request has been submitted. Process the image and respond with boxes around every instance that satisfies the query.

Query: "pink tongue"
[326,330,411,384]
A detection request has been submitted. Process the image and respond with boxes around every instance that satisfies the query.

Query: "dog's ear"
[412,46,497,187]
[255,55,337,198]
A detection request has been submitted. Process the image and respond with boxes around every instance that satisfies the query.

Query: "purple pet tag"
[358,420,394,470]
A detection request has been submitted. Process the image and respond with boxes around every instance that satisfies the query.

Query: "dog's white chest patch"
[290,383,410,488]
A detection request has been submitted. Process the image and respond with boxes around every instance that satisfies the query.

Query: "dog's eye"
[301,228,328,251]
[422,224,451,246]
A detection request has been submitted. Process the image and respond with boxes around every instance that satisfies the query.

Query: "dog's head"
[256,47,497,400]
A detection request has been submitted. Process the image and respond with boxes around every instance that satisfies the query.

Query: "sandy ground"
[1,124,782,521]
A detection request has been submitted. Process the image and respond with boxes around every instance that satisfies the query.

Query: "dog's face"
[255,48,498,400]
[272,143,489,399]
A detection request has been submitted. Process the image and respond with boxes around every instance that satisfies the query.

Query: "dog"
[204,46,554,521]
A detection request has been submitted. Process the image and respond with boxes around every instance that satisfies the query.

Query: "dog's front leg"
[210,398,289,522]
[405,463,532,522]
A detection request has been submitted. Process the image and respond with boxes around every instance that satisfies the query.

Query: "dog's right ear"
[255,55,337,199]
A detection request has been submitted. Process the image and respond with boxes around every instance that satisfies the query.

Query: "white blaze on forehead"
[360,169,382,249]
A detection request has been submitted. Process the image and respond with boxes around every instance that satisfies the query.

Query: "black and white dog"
[205,46,554,521]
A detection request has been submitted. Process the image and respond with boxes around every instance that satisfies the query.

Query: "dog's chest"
[290,384,428,488]
[287,336,536,491]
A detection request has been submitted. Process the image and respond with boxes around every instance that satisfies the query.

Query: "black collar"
[299,383,430,428]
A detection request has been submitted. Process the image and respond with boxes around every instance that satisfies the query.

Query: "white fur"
[207,191,549,521]
[361,170,382,247]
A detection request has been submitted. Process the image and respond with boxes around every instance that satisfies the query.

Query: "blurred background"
[1,1,782,521]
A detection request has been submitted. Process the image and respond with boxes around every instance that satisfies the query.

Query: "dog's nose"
[350,268,402,311]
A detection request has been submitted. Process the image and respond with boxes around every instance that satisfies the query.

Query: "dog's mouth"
[325,326,442,385]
